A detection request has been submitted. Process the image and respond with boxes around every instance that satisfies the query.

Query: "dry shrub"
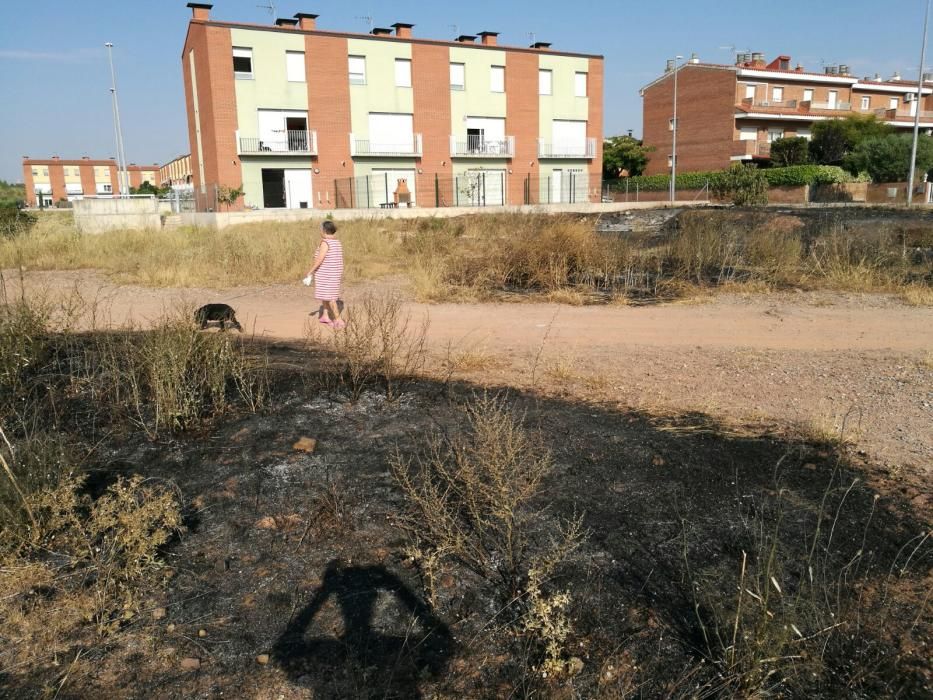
[1,464,182,669]
[325,291,428,400]
[806,223,908,291]
[391,394,581,598]
[668,214,742,285]
[899,283,933,306]
[688,477,931,697]
[744,228,803,284]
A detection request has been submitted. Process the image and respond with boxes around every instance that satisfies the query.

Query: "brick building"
[22,157,160,207]
[641,53,933,175]
[160,153,193,188]
[180,3,603,211]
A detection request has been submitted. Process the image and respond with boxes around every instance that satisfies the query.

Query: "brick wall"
[22,162,35,206]
[587,58,605,197]
[412,43,453,207]
[306,34,353,208]
[506,51,540,204]
[643,65,738,175]
[49,162,66,203]
[79,163,96,195]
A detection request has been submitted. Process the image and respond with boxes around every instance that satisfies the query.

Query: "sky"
[0,0,930,182]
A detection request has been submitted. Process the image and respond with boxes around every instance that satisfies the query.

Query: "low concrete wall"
[768,185,809,204]
[73,197,161,233]
[174,201,710,230]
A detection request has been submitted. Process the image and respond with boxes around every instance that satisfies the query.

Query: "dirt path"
[9,270,933,484]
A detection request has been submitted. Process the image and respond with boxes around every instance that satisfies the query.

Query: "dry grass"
[2,211,928,307]
[900,283,933,307]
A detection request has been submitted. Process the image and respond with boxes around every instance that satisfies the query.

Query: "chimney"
[275,18,298,28]
[839,64,849,76]
[665,59,675,73]
[531,41,552,50]
[186,2,212,20]
[890,72,901,81]
[751,52,765,67]
[52,155,60,160]
[689,52,699,64]
[81,156,90,160]
[456,34,477,43]
[391,23,414,38]
[873,73,882,81]
[923,72,933,83]
[478,31,498,46]
[294,13,318,30]
[371,27,393,36]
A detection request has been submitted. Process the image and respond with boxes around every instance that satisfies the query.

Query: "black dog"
[194,304,243,332]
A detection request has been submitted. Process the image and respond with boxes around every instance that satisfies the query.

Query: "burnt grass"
[3,340,931,699]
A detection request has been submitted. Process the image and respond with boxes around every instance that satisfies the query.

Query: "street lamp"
[670,55,684,203]
[907,0,930,207]
[105,42,129,198]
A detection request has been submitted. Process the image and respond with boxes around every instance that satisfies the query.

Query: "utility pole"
[105,42,129,197]
[907,0,930,207]
[670,55,683,203]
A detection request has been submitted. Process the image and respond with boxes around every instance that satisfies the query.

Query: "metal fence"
[333,171,604,209]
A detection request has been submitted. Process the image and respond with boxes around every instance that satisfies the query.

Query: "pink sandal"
[319,315,333,325]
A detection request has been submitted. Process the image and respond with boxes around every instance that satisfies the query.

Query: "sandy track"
[8,270,933,483]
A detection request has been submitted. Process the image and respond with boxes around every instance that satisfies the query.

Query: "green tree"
[843,133,933,183]
[130,180,170,197]
[0,180,25,208]
[711,163,768,206]
[602,135,653,178]
[809,114,893,165]
[769,137,810,167]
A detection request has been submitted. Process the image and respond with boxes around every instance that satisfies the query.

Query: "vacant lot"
[1,210,930,698]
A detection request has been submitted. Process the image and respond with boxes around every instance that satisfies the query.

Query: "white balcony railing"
[238,130,317,155]
[350,133,422,157]
[809,101,851,111]
[450,135,515,157]
[538,137,597,159]
[751,99,798,109]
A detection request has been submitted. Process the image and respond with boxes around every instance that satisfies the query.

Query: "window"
[767,127,784,143]
[667,154,676,167]
[772,86,784,102]
[286,51,305,82]
[575,71,587,97]
[889,97,898,110]
[43,168,48,176]
[668,118,675,131]
[450,62,465,90]
[803,88,814,102]
[103,184,112,193]
[394,58,411,87]
[539,69,552,95]
[31,169,37,176]
[233,47,253,78]
[490,65,504,93]
[551,119,587,155]
[827,90,838,108]
[797,128,812,140]
[744,83,756,100]
[739,126,757,141]
[368,113,415,153]
[860,96,870,111]
[349,55,366,84]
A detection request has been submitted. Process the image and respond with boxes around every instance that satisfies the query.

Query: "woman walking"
[306,220,345,329]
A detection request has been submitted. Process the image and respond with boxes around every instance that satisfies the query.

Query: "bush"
[769,137,810,167]
[712,163,769,206]
[613,165,853,193]
[0,205,37,239]
[844,133,933,183]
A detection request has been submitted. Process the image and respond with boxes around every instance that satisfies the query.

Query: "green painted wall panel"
[231,28,308,139]
[538,54,590,139]
[347,38,413,138]
[449,46,507,138]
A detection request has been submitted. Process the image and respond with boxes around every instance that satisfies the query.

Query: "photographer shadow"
[271,560,453,699]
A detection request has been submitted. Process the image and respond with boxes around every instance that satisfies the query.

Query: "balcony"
[538,137,597,159]
[238,130,317,155]
[450,135,515,158]
[808,100,851,111]
[874,107,933,123]
[350,134,423,157]
[732,140,773,158]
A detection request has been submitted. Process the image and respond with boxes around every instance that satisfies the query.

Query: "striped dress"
[314,238,344,301]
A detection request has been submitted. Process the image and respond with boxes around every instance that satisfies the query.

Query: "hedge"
[608,165,854,192]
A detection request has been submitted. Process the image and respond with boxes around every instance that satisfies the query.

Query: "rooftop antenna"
[449,24,459,38]
[529,32,537,45]
[257,1,276,18]
[357,15,374,31]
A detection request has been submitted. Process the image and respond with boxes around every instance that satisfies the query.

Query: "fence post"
[501,171,505,206]
[435,174,439,208]
[366,175,371,209]
[636,183,639,202]
[384,173,390,207]
[625,178,629,202]
[481,172,486,207]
